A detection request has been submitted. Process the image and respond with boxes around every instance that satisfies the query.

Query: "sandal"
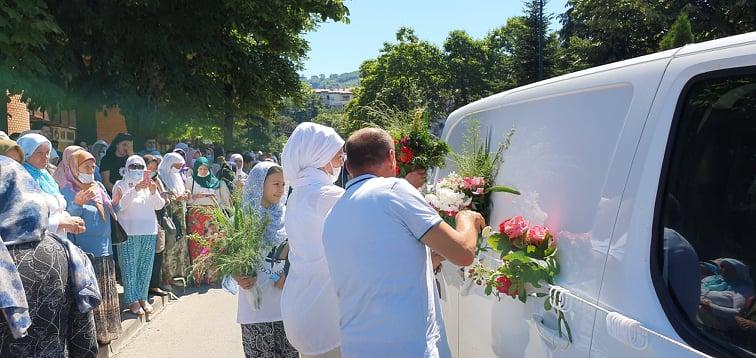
[140,300,154,314]
[129,302,145,316]
[150,288,169,296]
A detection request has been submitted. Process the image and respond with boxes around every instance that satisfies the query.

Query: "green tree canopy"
[659,12,694,50]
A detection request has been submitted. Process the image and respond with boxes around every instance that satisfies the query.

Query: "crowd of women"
[0,121,468,358]
[0,130,268,357]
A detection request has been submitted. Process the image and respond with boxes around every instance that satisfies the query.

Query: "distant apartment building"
[314,89,353,107]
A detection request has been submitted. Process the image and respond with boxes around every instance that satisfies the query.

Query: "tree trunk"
[223,112,234,150]
[0,94,8,134]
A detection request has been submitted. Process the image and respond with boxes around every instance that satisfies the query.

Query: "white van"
[438,32,756,357]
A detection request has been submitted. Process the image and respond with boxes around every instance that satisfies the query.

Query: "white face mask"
[78,173,95,184]
[327,162,341,183]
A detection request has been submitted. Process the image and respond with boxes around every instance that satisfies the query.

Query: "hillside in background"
[303,71,359,89]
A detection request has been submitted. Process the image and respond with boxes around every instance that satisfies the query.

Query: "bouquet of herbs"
[188,191,272,308]
[388,108,450,177]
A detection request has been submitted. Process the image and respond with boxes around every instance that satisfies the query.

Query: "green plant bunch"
[188,190,272,282]
[450,119,519,221]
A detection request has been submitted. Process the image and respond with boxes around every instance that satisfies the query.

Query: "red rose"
[499,215,529,239]
[496,276,513,295]
[527,225,549,245]
[398,146,414,164]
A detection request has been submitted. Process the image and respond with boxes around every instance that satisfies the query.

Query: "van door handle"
[533,313,571,351]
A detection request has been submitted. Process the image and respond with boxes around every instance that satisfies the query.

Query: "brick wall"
[6,95,30,134]
[96,106,128,142]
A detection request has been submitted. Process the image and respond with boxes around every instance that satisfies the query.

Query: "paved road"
[117,286,244,358]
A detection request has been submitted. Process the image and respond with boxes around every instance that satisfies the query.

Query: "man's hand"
[422,210,485,266]
[404,169,428,189]
[235,275,257,290]
[74,189,97,206]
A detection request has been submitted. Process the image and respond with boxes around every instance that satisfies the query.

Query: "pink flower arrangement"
[499,215,529,239]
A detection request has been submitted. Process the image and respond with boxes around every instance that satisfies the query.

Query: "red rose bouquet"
[389,109,449,177]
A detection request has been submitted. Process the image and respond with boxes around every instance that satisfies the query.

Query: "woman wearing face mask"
[112,156,166,316]
[280,122,345,358]
[100,133,134,194]
[17,134,86,237]
[143,155,172,296]
[158,153,191,288]
[53,146,122,345]
[185,156,232,283]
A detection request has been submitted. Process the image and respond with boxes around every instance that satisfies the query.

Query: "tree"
[659,12,694,50]
[346,27,447,128]
[559,0,665,66]
[443,30,490,110]
[1,0,350,147]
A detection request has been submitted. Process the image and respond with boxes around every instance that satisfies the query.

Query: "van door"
[439,50,671,357]
[593,33,756,357]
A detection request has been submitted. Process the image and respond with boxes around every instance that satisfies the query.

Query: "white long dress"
[281,168,344,355]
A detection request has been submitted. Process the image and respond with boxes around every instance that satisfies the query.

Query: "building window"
[655,69,756,356]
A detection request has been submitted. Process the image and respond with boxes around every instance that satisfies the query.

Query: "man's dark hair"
[345,128,393,173]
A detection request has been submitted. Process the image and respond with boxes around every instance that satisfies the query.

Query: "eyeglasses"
[128,164,145,170]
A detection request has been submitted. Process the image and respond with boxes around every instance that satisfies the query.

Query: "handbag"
[159,207,178,249]
[110,210,128,245]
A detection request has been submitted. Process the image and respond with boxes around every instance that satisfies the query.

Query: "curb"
[97,294,171,358]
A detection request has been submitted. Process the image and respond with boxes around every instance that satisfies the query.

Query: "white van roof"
[448,31,756,122]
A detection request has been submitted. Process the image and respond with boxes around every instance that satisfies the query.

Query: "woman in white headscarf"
[17,133,86,237]
[280,122,345,358]
[229,153,248,184]
[157,153,191,287]
[112,155,166,316]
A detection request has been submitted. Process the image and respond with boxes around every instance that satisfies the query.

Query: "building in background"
[314,88,353,108]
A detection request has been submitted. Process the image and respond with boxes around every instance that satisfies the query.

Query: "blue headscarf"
[0,156,101,339]
[702,258,755,296]
[242,161,287,247]
[16,133,61,196]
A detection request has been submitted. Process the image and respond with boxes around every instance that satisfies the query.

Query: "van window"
[657,70,756,356]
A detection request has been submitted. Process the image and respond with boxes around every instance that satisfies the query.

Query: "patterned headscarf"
[242,161,287,246]
[16,133,60,196]
[0,157,101,339]
[52,146,110,219]
[159,152,186,195]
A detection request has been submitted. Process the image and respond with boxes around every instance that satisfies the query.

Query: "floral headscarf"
[16,133,60,196]
[0,157,101,338]
[52,146,110,219]
[242,161,287,247]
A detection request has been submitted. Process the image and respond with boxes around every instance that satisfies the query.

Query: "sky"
[301,0,569,78]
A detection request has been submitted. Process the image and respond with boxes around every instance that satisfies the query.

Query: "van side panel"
[440,56,669,357]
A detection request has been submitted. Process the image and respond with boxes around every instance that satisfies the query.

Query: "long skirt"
[241,321,298,358]
[118,235,157,304]
[187,207,217,284]
[92,256,122,344]
[162,202,190,282]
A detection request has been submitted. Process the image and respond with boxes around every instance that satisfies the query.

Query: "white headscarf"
[122,155,146,184]
[158,152,186,195]
[16,133,51,161]
[281,122,344,187]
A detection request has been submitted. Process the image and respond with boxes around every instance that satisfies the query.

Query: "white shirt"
[323,175,449,358]
[281,168,344,355]
[229,251,288,324]
[45,192,71,237]
[113,180,166,236]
